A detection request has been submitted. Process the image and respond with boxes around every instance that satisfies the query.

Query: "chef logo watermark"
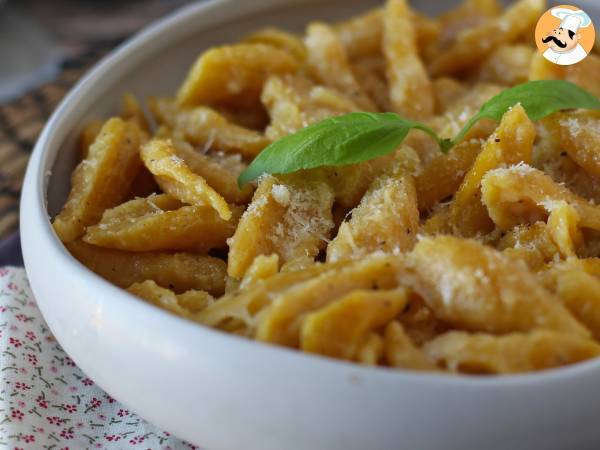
[535,5,595,66]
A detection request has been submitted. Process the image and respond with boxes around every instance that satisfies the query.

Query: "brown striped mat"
[0,40,120,239]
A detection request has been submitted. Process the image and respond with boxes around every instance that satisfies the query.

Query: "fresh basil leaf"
[450,80,600,148]
[238,80,600,185]
[238,112,440,186]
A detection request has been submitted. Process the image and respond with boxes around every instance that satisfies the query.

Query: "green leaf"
[238,80,600,185]
[450,80,600,147]
[238,112,440,186]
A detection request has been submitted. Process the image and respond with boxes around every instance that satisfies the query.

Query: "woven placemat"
[0,40,121,239]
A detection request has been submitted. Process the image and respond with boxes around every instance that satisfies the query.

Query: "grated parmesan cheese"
[271,184,291,206]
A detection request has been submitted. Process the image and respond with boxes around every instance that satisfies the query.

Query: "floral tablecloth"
[0,267,198,449]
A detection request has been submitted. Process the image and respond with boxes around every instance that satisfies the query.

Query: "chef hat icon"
[550,7,592,33]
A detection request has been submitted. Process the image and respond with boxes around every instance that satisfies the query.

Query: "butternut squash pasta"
[53,0,600,375]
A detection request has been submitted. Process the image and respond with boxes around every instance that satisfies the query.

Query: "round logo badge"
[535,4,595,66]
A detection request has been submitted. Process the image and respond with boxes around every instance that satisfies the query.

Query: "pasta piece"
[176,44,300,108]
[323,165,378,209]
[177,289,216,313]
[432,77,468,113]
[546,111,600,178]
[83,194,242,252]
[481,165,600,232]
[530,52,600,98]
[279,257,316,273]
[350,56,391,111]
[227,176,286,278]
[301,288,408,360]
[532,121,600,203]
[305,22,376,111]
[243,27,307,62]
[335,8,440,61]
[475,44,534,86]
[224,275,241,296]
[335,9,383,61]
[415,138,482,211]
[79,119,103,160]
[496,199,583,268]
[424,330,600,374]
[128,281,188,316]
[321,147,406,209]
[90,94,152,223]
[412,11,440,58]
[428,83,502,141]
[543,261,600,340]
[121,93,149,132]
[117,95,159,198]
[497,222,560,271]
[356,333,384,366]
[127,280,213,319]
[429,0,543,76]
[67,240,226,295]
[450,104,535,237]
[164,134,253,204]
[382,0,433,119]
[528,52,564,82]
[256,255,404,346]
[554,271,600,341]
[262,174,334,263]
[559,53,600,99]
[53,118,145,242]
[434,0,502,52]
[579,258,600,278]
[410,235,589,337]
[227,174,334,278]
[384,321,438,371]
[240,254,280,289]
[498,202,584,265]
[140,138,231,220]
[546,202,583,258]
[149,98,270,158]
[198,261,351,330]
[421,204,453,236]
[327,167,418,261]
[261,74,358,140]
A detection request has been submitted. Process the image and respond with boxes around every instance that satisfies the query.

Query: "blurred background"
[0,0,193,262]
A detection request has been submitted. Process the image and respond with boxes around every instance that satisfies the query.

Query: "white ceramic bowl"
[21,1,600,449]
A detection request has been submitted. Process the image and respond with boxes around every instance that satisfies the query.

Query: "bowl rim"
[20,0,600,388]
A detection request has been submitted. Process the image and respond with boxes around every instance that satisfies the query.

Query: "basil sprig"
[238,113,442,186]
[451,80,600,145]
[238,80,600,186]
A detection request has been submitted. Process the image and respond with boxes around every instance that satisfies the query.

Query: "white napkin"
[0,267,200,449]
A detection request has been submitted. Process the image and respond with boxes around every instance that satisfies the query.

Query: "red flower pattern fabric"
[0,268,202,449]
